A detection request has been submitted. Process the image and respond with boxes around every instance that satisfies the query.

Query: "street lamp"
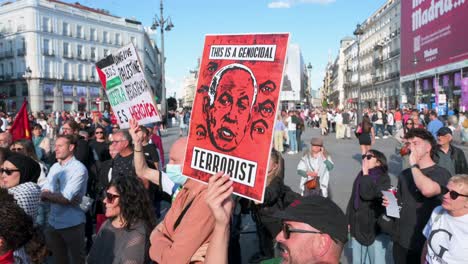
[307,62,313,107]
[152,0,174,117]
[23,67,32,110]
[354,23,364,123]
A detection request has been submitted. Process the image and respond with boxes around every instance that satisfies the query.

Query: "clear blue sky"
[66,0,386,98]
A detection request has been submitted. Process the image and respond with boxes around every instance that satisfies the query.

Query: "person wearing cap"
[204,174,347,264]
[383,128,451,263]
[427,111,444,139]
[434,127,467,175]
[297,137,334,197]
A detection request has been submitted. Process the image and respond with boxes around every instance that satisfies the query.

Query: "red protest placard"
[183,33,289,202]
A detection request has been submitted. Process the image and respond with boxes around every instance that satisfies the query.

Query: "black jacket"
[434,144,468,174]
[346,169,391,246]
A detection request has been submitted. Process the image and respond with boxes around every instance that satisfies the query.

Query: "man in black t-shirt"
[387,128,451,264]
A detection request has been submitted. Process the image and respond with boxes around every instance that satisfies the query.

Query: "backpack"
[371,114,378,122]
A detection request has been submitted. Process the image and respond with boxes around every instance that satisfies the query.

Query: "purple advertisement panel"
[401,1,468,77]
[462,78,468,112]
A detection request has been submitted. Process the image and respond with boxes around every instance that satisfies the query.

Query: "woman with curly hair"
[87,176,157,264]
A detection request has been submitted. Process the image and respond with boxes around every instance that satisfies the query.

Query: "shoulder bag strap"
[173,199,194,230]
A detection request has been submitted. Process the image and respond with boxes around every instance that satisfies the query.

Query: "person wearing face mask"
[129,118,216,264]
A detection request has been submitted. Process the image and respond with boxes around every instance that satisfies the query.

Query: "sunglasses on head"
[442,187,468,200]
[105,192,120,203]
[0,168,20,176]
[281,223,323,240]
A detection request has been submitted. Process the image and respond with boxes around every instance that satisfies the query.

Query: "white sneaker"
[375,136,380,139]
[294,151,298,154]
[383,136,388,139]
[287,151,294,154]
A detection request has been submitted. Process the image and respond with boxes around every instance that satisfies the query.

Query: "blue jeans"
[288,130,297,152]
[351,234,392,264]
[375,124,385,137]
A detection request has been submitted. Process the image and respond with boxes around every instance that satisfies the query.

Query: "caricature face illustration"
[207,65,257,151]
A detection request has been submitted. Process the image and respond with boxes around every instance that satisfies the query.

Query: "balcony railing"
[42,27,53,33]
[17,48,26,56]
[4,50,14,58]
[389,48,400,58]
[43,71,52,78]
[5,74,12,80]
[63,53,74,59]
[43,50,55,57]
[76,54,87,61]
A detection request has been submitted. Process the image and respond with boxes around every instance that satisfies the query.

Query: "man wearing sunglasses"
[421,174,468,263]
[434,127,468,176]
[203,176,347,264]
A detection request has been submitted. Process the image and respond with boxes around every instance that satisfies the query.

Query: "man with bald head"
[130,119,215,264]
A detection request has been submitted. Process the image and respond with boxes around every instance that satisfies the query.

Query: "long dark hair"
[368,149,388,172]
[107,176,156,231]
[361,115,372,133]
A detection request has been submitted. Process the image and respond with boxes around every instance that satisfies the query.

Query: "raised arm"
[129,119,160,185]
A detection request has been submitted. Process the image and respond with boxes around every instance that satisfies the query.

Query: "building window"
[90,47,96,61]
[77,44,83,59]
[115,33,121,45]
[44,60,51,78]
[104,49,109,57]
[43,39,50,55]
[22,84,28,96]
[9,85,16,97]
[62,22,70,36]
[90,28,96,41]
[17,16,25,32]
[103,31,109,43]
[63,42,70,57]
[76,25,83,38]
[42,17,51,32]
[64,63,70,79]
[78,64,84,80]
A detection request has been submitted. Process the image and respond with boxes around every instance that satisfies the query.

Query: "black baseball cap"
[274,195,347,244]
[437,127,452,136]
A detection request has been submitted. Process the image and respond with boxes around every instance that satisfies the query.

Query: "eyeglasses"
[442,187,468,200]
[95,131,104,134]
[0,168,20,176]
[365,154,375,160]
[105,192,120,203]
[11,148,24,152]
[281,223,323,239]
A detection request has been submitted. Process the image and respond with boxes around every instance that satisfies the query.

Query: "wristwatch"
[410,164,420,169]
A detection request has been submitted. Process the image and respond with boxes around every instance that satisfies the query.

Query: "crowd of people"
[0,106,467,264]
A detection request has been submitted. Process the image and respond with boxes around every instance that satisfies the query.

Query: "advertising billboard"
[400,0,468,77]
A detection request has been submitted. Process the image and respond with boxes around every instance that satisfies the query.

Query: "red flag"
[10,100,31,141]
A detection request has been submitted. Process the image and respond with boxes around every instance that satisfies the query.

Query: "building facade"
[353,0,401,110]
[0,0,161,113]
[279,43,308,110]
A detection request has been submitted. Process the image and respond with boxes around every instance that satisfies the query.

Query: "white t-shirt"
[286,116,296,131]
[423,206,468,264]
